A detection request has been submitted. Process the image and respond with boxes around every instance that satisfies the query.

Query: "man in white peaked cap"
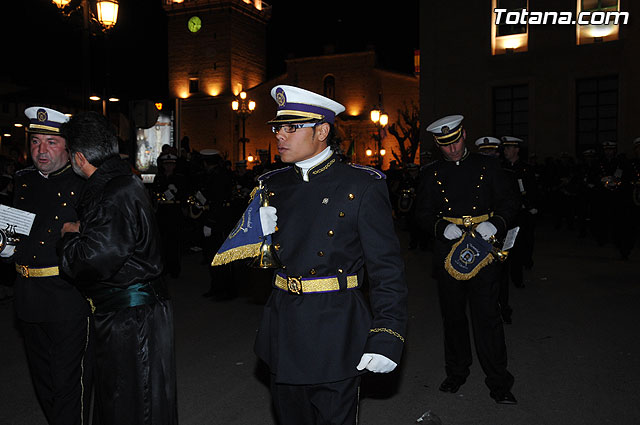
[252,85,408,424]
[416,114,519,404]
[475,136,502,158]
[5,106,92,424]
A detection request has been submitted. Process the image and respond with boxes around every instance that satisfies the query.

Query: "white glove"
[203,225,212,238]
[259,206,277,236]
[356,353,397,373]
[476,221,497,241]
[528,208,538,215]
[443,223,463,240]
[0,245,15,258]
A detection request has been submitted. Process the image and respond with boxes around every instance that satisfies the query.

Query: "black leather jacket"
[60,156,163,296]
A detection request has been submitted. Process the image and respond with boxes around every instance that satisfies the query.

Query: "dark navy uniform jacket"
[12,164,89,322]
[254,153,408,385]
[415,151,519,263]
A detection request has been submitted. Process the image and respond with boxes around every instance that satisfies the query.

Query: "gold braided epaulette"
[369,327,405,343]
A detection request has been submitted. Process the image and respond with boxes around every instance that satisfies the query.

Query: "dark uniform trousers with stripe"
[253,155,408,425]
[12,165,93,425]
[21,316,93,425]
[415,152,519,393]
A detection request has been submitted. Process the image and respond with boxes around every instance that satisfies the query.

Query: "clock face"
[188,16,202,33]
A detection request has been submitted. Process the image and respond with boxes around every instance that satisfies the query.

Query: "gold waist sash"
[16,264,60,278]
[275,273,358,295]
[443,213,493,228]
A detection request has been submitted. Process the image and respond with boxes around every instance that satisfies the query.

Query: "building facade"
[419,0,639,159]
[164,0,419,168]
[163,0,270,158]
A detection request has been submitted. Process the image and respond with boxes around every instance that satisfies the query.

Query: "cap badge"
[275,88,286,107]
[441,126,450,135]
[37,108,48,122]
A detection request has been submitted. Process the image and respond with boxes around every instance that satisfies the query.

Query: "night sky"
[266,0,419,78]
[0,0,418,103]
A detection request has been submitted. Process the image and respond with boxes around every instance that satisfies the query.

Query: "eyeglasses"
[271,123,317,134]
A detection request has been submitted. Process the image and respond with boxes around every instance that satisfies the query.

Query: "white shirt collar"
[296,147,332,182]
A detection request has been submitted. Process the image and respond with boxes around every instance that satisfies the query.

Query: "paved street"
[1,218,639,425]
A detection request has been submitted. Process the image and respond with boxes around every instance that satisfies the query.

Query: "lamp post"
[232,91,256,161]
[370,108,389,168]
[52,0,119,112]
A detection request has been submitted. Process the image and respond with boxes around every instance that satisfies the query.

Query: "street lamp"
[89,95,119,116]
[232,91,256,161]
[52,0,119,112]
[370,108,389,168]
[96,0,119,29]
[52,0,72,8]
[52,0,119,29]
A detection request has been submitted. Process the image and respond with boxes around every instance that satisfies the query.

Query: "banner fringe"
[211,242,262,266]
[444,236,494,281]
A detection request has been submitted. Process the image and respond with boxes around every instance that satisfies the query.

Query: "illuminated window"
[576,0,624,44]
[576,76,618,151]
[492,0,529,55]
[582,0,617,12]
[493,84,529,140]
[496,0,527,36]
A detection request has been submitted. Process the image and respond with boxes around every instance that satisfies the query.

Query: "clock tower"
[163,0,271,155]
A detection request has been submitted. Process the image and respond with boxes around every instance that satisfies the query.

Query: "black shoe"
[439,377,464,393]
[202,290,215,298]
[490,390,517,404]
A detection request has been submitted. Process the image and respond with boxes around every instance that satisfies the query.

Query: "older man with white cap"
[3,106,92,425]
[251,85,408,424]
[415,114,519,404]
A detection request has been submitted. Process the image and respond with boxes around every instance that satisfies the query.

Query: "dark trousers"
[204,232,237,299]
[157,208,183,278]
[21,316,93,425]
[437,263,514,392]
[498,263,512,317]
[270,376,361,425]
[93,300,178,425]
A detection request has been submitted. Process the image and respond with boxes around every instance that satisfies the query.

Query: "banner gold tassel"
[211,242,262,266]
[444,234,495,281]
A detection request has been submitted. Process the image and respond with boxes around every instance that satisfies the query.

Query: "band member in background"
[591,141,635,259]
[415,115,519,404]
[153,153,187,278]
[475,136,501,158]
[194,149,237,300]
